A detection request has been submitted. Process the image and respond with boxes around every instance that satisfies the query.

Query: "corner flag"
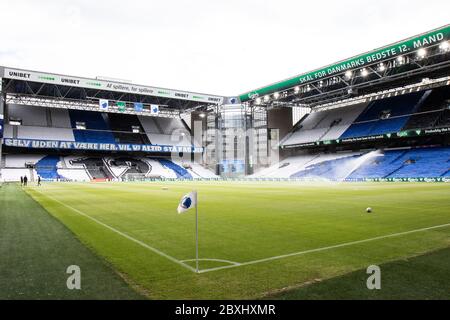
[177,191,200,273]
[177,191,197,214]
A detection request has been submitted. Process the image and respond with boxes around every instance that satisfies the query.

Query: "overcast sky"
[1,0,449,96]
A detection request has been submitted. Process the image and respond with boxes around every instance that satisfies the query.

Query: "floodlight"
[361,68,369,77]
[417,48,427,59]
[439,41,450,52]
[344,70,353,79]
[273,92,280,99]
[397,56,405,65]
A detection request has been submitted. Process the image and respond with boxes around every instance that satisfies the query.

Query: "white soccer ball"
[366,207,372,213]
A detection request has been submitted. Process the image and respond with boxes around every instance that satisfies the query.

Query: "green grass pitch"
[19,181,450,299]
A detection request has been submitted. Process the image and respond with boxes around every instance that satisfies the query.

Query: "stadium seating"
[404,87,450,130]
[185,162,218,178]
[435,109,450,127]
[4,154,46,168]
[252,152,363,178]
[282,102,367,146]
[56,169,90,182]
[348,147,450,179]
[50,108,72,128]
[69,110,116,143]
[2,146,448,182]
[138,116,192,146]
[17,125,75,141]
[8,104,48,127]
[1,154,215,181]
[344,150,408,179]
[290,154,361,180]
[340,91,426,139]
[154,118,189,135]
[4,104,194,148]
[35,155,63,180]
[386,147,450,178]
[107,113,150,144]
[158,158,192,179]
[253,146,450,180]
[4,105,75,141]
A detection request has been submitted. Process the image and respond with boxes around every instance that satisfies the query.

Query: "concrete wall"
[267,108,293,141]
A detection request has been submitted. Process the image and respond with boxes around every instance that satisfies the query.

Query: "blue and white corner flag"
[177,191,197,214]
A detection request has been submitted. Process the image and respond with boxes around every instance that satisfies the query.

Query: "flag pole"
[195,190,199,273]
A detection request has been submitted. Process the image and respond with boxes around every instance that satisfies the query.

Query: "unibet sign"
[3,69,224,104]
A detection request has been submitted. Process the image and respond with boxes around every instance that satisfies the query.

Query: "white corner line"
[31,189,197,273]
[180,258,241,266]
[199,221,450,273]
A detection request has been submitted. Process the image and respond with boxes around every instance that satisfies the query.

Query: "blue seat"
[69,110,116,143]
[36,155,63,180]
[340,92,425,139]
[158,159,192,179]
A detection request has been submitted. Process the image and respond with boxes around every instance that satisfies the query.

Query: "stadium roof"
[239,24,450,106]
[0,66,225,116]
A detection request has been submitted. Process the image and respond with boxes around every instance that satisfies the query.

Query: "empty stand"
[138,116,192,146]
[69,110,116,143]
[35,155,63,180]
[107,113,150,144]
[348,147,450,179]
[158,158,192,179]
[340,91,426,139]
[404,87,450,130]
[386,147,450,178]
[290,154,361,180]
[282,103,367,146]
[5,104,75,141]
[253,146,449,180]
[348,150,408,179]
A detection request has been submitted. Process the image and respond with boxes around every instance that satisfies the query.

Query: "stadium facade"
[0,24,449,182]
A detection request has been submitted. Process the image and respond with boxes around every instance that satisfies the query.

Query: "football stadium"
[1,23,450,303]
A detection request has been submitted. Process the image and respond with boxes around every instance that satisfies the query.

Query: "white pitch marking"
[199,222,450,273]
[33,190,196,273]
[180,258,241,266]
[30,188,450,275]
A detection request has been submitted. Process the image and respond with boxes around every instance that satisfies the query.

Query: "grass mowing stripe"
[38,186,450,274]
[26,182,450,299]
[32,189,197,273]
[267,246,450,300]
[199,221,450,273]
[0,184,143,299]
[33,183,450,274]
